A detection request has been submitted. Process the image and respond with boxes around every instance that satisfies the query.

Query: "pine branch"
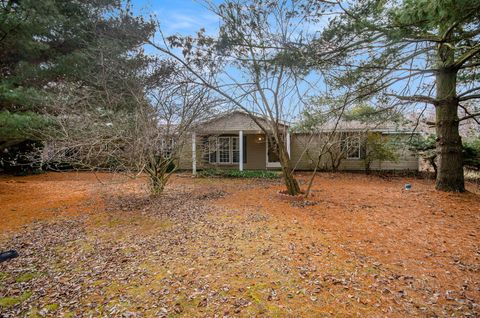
[385,93,437,104]
[459,94,480,102]
[453,43,480,69]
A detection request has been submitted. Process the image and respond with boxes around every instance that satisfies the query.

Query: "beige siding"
[200,112,260,132]
[290,134,345,170]
[291,133,419,171]
[177,134,194,170]
[246,134,266,169]
[198,112,288,134]
[369,160,419,170]
[178,131,419,172]
[177,133,267,170]
[338,160,366,170]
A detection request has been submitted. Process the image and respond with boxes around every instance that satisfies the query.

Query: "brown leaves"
[1,173,479,317]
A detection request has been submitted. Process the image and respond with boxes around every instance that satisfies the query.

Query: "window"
[161,138,176,159]
[207,136,245,164]
[232,137,240,163]
[218,137,230,163]
[208,137,217,164]
[342,134,361,159]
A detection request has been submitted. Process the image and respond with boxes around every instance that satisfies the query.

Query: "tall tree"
[0,0,154,149]
[150,0,332,195]
[311,0,480,192]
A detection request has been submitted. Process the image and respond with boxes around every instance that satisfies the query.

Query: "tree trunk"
[149,176,165,196]
[365,161,371,175]
[145,158,174,196]
[305,153,324,198]
[427,155,437,179]
[435,40,465,192]
[276,136,301,196]
[435,95,464,192]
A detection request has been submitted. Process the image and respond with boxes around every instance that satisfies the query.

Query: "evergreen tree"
[313,0,480,192]
[0,0,154,148]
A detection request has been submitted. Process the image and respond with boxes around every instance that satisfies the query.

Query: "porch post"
[192,132,197,175]
[286,131,291,157]
[239,130,244,171]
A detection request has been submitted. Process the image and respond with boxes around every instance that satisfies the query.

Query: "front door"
[266,138,281,168]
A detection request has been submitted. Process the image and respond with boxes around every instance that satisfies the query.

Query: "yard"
[0,172,479,317]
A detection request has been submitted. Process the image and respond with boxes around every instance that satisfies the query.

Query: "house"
[177,110,419,173]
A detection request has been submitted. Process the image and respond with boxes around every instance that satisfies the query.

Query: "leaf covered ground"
[0,172,479,317]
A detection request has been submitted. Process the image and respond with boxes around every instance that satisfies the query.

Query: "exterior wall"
[177,111,286,171]
[177,134,194,170]
[291,133,419,171]
[198,111,288,134]
[177,126,419,172]
[290,134,333,170]
[200,112,261,132]
[246,134,266,170]
[177,133,267,170]
[368,134,419,171]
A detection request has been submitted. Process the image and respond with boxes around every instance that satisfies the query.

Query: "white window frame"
[345,135,361,160]
[218,136,231,163]
[209,136,240,164]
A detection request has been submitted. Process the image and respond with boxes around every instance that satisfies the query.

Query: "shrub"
[198,169,280,179]
[464,139,480,170]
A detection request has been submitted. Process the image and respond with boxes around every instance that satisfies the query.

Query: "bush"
[0,140,44,175]
[464,139,480,170]
[198,169,280,179]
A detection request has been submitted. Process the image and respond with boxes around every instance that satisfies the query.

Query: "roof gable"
[197,110,288,133]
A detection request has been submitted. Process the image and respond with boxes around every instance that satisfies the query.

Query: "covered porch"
[187,110,290,174]
[191,130,291,174]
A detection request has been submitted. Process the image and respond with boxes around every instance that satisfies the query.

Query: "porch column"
[192,132,197,175]
[239,130,244,171]
[286,131,291,157]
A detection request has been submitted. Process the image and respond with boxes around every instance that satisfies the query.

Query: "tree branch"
[459,94,480,102]
[453,43,480,69]
[459,112,480,122]
[458,86,480,97]
[385,93,437,104]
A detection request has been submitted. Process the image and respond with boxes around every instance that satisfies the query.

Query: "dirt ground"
[0,172,479,317]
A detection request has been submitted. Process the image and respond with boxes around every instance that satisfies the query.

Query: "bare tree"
[35,63,216,195]
[148,0,333,196]
[135,75,216,194]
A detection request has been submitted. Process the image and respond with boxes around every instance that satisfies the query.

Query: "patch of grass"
[242,283,285,316]
[126,285,151,299]
[44,303,59,311]
[16,272,37,283]
[0,272,8,281]
[165,296,199,317]
[246,285,264,304]
[0,291,33,308]
[27,307,40,318]
[199,169,280,179]
[364,266,381,275]
[0,297,20,308]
